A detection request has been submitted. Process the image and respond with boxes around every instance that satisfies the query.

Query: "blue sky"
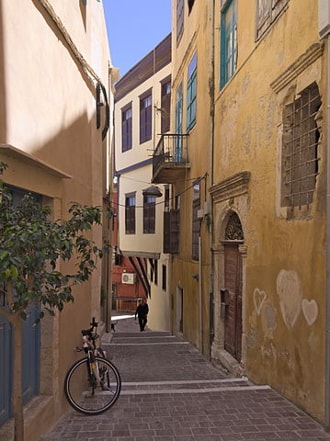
[103,1,172,77]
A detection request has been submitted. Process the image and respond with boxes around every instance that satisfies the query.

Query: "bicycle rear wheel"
[64,356,121,415]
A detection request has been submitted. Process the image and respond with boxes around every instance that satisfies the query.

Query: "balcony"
[152,134,190,184]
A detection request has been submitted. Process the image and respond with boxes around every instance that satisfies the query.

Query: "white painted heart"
[302,299,318,326]
[253,288,267,316]
[276,270,302,329]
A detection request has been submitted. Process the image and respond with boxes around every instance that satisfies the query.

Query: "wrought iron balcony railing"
[152,133,190,183]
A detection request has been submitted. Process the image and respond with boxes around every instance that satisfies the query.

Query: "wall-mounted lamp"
[142,185,163,198]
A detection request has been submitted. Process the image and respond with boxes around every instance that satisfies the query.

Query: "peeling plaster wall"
[211,0,327,422]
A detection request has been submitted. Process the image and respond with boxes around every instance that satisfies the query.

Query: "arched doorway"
[222,212,244,362]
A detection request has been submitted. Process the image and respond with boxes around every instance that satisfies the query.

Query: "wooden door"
[223,243,242,361]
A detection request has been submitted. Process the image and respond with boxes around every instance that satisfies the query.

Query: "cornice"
[209,171,250,203]
[270,42,324,93]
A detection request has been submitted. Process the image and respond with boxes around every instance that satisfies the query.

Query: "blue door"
[0,187,42,426]
[22,304,40,404]
[0,305,40,426]
[0,315,12,426]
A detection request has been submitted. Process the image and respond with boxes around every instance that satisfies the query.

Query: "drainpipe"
[319,0,330,428]
[208,0,216,356]
[199,236,202,350]
[209,0,215,188]
[325,32,330,431]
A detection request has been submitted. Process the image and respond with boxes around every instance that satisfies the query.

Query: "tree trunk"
[9,312,24,441]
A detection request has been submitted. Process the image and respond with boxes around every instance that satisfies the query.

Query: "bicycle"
[64,317,121,415]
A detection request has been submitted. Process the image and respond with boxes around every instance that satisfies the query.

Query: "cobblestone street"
[40,316,330,441]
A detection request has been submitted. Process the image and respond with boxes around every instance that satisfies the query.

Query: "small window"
[125,193,136,234]
[163,209,180,254]
[162,264,167,291]
[192,182,200,260]
[186,53,197,131]
[154,259,158,285]
[143,195,156,234]
[161,79,171,133]
[177,0,184,44]
[256,0,289,39]
[140,92,152,143]
[174,82,184,161]
[281,82,321,209]
[121,104,132,152]
[220,0,237,88]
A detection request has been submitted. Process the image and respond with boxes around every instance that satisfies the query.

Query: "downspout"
[325,26,330,432]
[208,0,216,354]
[319,0,330,428]
[199,236,202,349]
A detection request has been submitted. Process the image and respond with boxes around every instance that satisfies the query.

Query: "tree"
[0,163,107,441]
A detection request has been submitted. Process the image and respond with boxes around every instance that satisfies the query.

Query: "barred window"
[281,82,321,209]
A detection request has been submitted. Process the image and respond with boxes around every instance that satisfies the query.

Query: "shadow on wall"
[0,1,6,141]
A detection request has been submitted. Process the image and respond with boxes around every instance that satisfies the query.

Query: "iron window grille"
[282,82,321,208]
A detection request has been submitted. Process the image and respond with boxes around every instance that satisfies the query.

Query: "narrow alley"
[39,316,330,441]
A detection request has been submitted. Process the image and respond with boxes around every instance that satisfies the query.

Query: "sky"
[103,1,172,77]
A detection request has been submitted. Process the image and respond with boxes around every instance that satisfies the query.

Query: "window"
[140,91,152,143]
[121,104,132,152]
[174,82,183,161]
[192,182,200,260]
[125,193,136,234]
[177,0,184,44]
[187,53,197,131]
[162,264,167,291]
[143,195,156,234]
[257,0,289,39]
[154,259,158,285]
[161,79,171,133]
[281,82,321,209]
[163,196,180,254]
[220,0,237,88]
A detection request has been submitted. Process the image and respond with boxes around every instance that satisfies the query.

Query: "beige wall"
[0,1,112,439]
[114,47,172,332]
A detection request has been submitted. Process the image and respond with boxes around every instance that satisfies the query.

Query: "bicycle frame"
[64,317,121,414]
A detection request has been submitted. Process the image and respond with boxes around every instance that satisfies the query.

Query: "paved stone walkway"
[40,315,330,441]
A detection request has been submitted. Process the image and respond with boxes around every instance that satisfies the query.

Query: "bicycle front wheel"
[64,356,121,415]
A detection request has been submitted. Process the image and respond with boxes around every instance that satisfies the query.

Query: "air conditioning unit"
[121,273,136,284]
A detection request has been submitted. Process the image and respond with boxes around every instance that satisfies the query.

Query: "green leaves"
[0,167,105,319]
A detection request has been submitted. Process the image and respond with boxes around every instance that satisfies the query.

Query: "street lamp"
[142,185,163,198]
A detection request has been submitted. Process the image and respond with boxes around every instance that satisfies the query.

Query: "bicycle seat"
[81,329,92,336]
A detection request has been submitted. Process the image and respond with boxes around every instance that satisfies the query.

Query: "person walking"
[135,298,149,331]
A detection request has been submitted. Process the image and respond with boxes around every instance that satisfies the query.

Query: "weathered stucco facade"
[114,35,172,332]
[159,0,330,426]
[210,0,328,424]
[167,0,213,353]
[0,1,113,439]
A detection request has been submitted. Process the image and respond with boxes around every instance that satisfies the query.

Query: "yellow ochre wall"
[211,0,327,422]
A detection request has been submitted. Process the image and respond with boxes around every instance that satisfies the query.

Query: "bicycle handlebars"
[81,317,99,338]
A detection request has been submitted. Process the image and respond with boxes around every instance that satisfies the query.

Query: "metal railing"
[152,133,189,178]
